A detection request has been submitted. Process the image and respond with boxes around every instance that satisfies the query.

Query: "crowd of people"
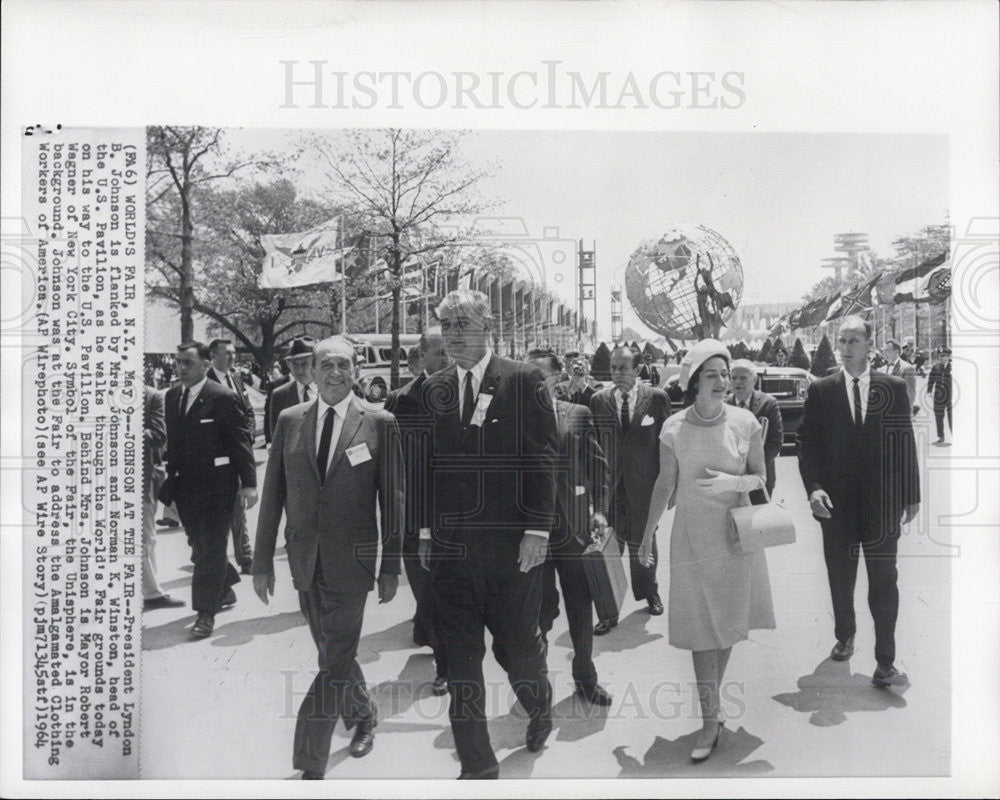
[140,291,940,779]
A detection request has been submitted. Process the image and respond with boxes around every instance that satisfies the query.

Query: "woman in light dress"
[638,339,775,763]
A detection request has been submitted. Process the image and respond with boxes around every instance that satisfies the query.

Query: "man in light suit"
[526,349,613,706]
[727,359,783,504]
[883,339,917,415]
[268,336,316,440]
[589,346,670,634]
[253,336,404,779]
[416,289,559,779]
[161,341,258,638]
[384,326,449,694]
[207,338,257,573]
[798,316,920,687]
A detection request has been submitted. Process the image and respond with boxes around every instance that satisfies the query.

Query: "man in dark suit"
[384,325,450,694]
[253,336,404,778]
[589,346,670,634]
[268,337,316,441]
[926,347,952,444]
[727,359,783,504]
[142,384,184,609]
[415,289,559,779]
[882,339,918,415]
[797,315,920,687]
[525,350,613,706]
[161,341,258,638]
[637,353,661,386]
[207,338,257,573]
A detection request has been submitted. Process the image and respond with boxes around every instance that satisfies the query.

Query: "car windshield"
[759,375,803,400]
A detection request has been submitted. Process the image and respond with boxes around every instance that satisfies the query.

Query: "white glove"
[697,468,764,496]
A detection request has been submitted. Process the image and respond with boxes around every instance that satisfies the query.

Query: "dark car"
[664,366,814,446]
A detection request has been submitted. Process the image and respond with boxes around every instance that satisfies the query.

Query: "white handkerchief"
[641,415,655,426]
[200,418,214,424]
[346,443,372,466]
[213,456,230,466]
[575,485,587,496]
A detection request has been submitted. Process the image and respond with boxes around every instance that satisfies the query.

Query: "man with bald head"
[797,315,920,688]
[385,325,450,692]
[253,336,404,778]
[416,289,559,779]
[726,359,783,504]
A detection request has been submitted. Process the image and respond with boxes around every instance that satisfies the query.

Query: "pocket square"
[641,415,655,426]
[200,418,214,424]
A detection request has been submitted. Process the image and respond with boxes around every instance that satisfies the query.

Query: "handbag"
[727,486,796,553]
[582,527,628,622]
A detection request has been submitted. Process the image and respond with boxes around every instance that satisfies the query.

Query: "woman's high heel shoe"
[690,720,724,763]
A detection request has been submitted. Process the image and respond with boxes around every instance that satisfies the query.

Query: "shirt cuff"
[419,528,431,540]
[524,529,549,540]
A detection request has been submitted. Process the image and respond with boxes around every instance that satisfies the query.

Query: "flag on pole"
[259,216,350,288]
[822,293,845,324]
[768,313,790,337]
[922,264,951,303]
[828,274,881,320]
[892,251,948,303]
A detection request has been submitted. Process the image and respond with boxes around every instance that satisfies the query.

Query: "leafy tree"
[770,336,786,363]
[790,338,811,370]
[757,338,772,364]
[312,128,493,389]
[811,334,837,377]
[146,126,275,342]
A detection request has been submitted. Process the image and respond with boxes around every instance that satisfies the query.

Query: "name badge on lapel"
[471,392,493,427]
[214,456,230,466]
[641,415,655,426]
[346,443,372,466]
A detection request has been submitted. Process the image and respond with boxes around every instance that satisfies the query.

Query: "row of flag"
[769,252,950,336]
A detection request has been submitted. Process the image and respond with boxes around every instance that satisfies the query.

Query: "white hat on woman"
[678,338,730,391]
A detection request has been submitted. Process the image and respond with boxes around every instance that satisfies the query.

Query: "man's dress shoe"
[431,676,448,696]
[301,770,324,780]
[647,594,664,616]
[219,588,237,609]
[575,683,613,706]
[872,664,909,687]
[143,594,185,610]
[458,765,500,779]
[525,715,553,752]
[830,637,854,661]
[349,721,375,758]
[593,617,618,636]
[191,613,214,638]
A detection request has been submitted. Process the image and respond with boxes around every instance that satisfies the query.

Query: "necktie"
[852,378,863,428]
[461,371,475,427]
[317,408,334,482]
[740,400,747,409]
[302,385,310,403]
[180,386,190,417]
[225,373,234,390]
[620,390,630,429]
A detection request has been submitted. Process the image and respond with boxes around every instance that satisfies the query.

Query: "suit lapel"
[831,371,854,428]
[327,401,364,479]
[462,356,500,446]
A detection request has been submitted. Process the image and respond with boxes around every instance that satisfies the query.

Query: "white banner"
[259,217,348,288]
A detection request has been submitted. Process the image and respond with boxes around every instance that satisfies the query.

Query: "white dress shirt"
[181,376,209,414]
[614,383,640,420]
[842,364,871,423]
[314,392,354,475]
[455,349,493,405]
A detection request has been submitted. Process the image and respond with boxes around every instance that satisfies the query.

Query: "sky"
[221,128,949,340]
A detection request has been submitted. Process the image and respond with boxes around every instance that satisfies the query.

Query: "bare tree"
[313,129,495,388]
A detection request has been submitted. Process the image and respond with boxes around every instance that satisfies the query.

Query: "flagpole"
[340,221,347,335]
[372,239,379,335]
